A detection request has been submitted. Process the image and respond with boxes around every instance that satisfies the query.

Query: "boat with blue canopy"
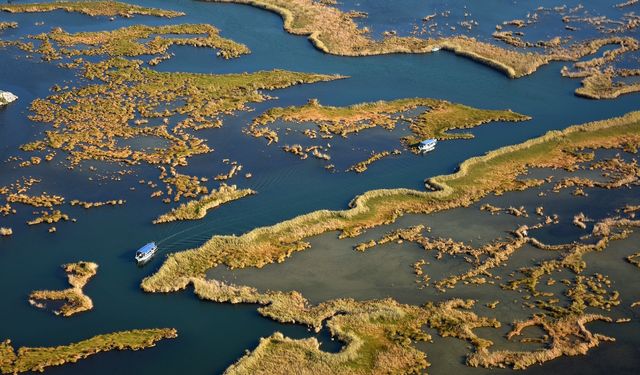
[135,242,157,264]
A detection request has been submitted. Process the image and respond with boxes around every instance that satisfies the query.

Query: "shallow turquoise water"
[0,0,639,373]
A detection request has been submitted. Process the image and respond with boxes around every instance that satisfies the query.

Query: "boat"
[135,242,157,264]
[431,46,441,52]
[417,138,437,153]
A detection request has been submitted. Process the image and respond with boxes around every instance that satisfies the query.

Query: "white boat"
[0,90,18,106]
[418,139,437,153]
[431,46,441,52]
[135,242,157,264]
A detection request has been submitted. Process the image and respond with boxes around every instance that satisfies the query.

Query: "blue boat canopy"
[420,139,437,146]
[137,242,156,255]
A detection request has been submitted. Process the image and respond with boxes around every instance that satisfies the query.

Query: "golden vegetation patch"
[0,328,177,374]
[346,150,400,173]
[0,22,17,31]
[34,23,250,62]
[27,210,70,226]
[626,252,640,268]
[29,261,98,316]
[70,199,125,208]
[142,111,640,294]
[0,1,184,18]
[468,314,615,369]
[153,184,256,224]
[575,68,640,99]
[248,98,529,148]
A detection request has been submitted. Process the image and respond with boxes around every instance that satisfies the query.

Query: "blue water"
[0,0,639,373]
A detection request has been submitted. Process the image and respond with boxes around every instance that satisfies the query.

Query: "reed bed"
[153,184,256,224]
[37,24,250,61]
[0,329,177,374]
[29,262,98,317]
[0,1,184,18]
[248,98,529,146]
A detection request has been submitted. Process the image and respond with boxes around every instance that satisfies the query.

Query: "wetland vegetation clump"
[346,150,400,173]
[0,328,177,374]
[69,199,125,208]
[0,1,185,18]
[26,210,70,226]
[626,252,640,268]
[467,314,615,370]
[0,22,17,31]
[34,24,250,61]
[22,57,341,201]
[142,111,640,294]
[6,192,64,208]
[249,98,529,148]
[574,68,640,100]
[153,184,256,224]
[29,261,98,316]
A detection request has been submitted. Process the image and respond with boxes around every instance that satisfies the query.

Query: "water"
[0,0,639,374]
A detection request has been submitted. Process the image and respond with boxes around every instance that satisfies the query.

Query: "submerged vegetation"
[154,184,256,224]
[0,329,177,374]
[29,261,98,317]
[0,1,184,18]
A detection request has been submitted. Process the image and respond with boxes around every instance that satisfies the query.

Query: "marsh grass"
[0,328,177,374]
[249,98,529,146]
[191,278,503,374]
[153,184,256,224]
[210,0,640,98]
[29,262,98,317]
[37,24,250,61]
[0,1,184,18]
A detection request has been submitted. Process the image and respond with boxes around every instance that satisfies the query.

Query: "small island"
[29,261,98,316]
[248,98,530,151]
[0,1,184,18]
[0,328,177,374]
[154,184,256,224]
